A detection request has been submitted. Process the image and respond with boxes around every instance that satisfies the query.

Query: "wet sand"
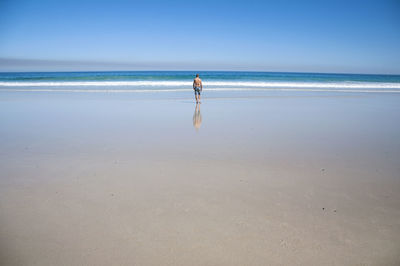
[1,90,400,265]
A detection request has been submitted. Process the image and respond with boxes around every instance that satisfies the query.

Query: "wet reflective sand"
[1,90,400,265]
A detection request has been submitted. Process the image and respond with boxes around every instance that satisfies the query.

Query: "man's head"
[196,74,199,77]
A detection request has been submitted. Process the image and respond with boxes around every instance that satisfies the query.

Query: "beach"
[1,72,400,265]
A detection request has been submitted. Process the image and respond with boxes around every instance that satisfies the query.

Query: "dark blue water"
[1,71,400,82]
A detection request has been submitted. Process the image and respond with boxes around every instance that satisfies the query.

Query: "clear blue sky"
[0,0,399,73]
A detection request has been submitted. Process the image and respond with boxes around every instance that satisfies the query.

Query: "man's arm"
[193,80,195,89]
[200,80,203,90]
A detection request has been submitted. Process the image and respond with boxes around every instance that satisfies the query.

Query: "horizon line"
[1,70,400,77]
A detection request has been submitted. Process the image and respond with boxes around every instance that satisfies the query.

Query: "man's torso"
[194,78,202,88]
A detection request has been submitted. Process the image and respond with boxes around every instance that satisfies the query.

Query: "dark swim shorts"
[194,86,201,95]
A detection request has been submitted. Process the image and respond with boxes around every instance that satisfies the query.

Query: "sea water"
[0,71,400,93]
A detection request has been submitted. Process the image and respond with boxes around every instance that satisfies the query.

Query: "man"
[193,74,203,103]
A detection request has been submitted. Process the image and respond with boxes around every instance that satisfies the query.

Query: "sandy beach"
[1,90,399,265]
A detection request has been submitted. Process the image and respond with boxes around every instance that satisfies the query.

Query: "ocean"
[1,71,400,93]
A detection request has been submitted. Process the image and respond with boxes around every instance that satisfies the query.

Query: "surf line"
[1,87,400,93]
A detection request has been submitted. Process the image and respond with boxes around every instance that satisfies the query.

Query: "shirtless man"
[193,74,203,103]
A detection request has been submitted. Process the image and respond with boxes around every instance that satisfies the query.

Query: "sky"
[0,0,399,73]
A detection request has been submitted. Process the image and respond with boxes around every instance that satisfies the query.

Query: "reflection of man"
[193,74,203,103]
[193,103,202,130]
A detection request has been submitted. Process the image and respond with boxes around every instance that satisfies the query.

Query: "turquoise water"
[1,71,400,92]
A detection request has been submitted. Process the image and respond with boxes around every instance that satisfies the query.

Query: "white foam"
[0,80,400,89]
[1,87,400,93]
